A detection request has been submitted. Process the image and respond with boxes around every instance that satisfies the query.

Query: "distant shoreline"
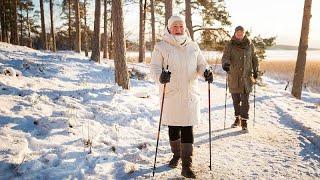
[263,59,320,62]
[267,44,320,51]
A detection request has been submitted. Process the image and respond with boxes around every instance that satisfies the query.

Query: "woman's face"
[235,30,245,40]
[169,21,185,35]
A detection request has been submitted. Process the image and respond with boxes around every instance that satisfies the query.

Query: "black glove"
[159,68,171,84]
[253,71,258,79]
[222,63,230,72]
[204,68,213,83]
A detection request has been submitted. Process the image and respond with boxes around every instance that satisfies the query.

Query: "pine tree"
[19,0,39,48]
[138,0,147,63]
[103,0,109,58]
[11,0,19,45]
[83,0,88,56]
[108,6,113,59]
[185,0,193,40]
[39,0,47,49]
[49,0,56,51]
[165,0,172,26]
[150,0,156,50]
[60,0,74,50]
[74,0,81,53]
[292,0,313,99]
[0,0,6,42]
[91,0,101,63]
[112,0,130,89]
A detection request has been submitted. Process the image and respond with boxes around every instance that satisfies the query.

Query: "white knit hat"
[168,15,186,28]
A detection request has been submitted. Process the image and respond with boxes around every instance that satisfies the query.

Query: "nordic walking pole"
[208,82,212,171]
[253,82,256,128]
[224,74,228,130]
[153,65,168,177]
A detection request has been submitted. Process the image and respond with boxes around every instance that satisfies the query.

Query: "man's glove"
[159,68,171,84]
[204,68,213,83]
[222,63,230,72]
[253,71,258,79]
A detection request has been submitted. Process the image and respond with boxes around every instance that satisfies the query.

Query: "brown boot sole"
[181,171,196,179]
[242,127,249,133]
[231,124,240,128]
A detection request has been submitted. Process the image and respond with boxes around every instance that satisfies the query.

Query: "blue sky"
[33,0,319,48]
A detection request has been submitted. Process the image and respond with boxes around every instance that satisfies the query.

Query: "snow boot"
[241,119,248,132]
[168,139,180,168]
[231,116,241,128]
[181,143,196,179]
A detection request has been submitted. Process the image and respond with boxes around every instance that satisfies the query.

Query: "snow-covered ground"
[0,42,319,179]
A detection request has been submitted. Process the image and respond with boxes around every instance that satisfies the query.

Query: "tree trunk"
[108,7,113,59]
[84,0,88,56]
[103,0,108,58]
[185,0,193,40]
[0,19,1,42]
[50,0,56,52]
[19,1,23,45]
[75,0,81,53]
[138,0,146,63]
[26,7,32,47]
[112,0,130,89]
[4,0,9,43]
[39,0,47,50]
[0,0,1,42]
[91,0,101,63]
[68,0,72,50]
[2,0,9,43]
[0,0,4,42]
[291,0,312,99]
[11,0,18,44]
[165,0,172,26]
[150,0,156,50]
[8,0,13,43]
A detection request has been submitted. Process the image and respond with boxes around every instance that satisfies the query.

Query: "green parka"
[222,36,259,94]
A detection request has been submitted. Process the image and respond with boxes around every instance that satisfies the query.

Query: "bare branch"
[193,27,231,38]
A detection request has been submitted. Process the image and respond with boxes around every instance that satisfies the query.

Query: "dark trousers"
[231,93,250,119]
[168,126,194,144]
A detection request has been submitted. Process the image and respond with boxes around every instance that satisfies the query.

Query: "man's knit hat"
[235,26,244,32]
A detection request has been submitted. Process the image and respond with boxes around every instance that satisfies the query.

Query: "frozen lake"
[201,50,320,61]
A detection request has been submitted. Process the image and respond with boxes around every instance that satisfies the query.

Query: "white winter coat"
[150,28,208,126]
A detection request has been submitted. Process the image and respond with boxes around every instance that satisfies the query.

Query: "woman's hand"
[159,69,171,84]
[204,68,213,83]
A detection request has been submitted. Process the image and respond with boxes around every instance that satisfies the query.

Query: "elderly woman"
[222,26,259,131]
[150,15,213,178]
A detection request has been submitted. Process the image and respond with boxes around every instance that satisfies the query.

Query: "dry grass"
[260,60,320,91]
[126,55,151,64]
[205,58,320,91]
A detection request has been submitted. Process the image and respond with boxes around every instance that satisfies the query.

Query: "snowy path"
[0,43,319,179]
[152,78,320,179]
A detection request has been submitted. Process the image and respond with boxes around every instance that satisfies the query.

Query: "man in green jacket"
[221,26,259,131]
